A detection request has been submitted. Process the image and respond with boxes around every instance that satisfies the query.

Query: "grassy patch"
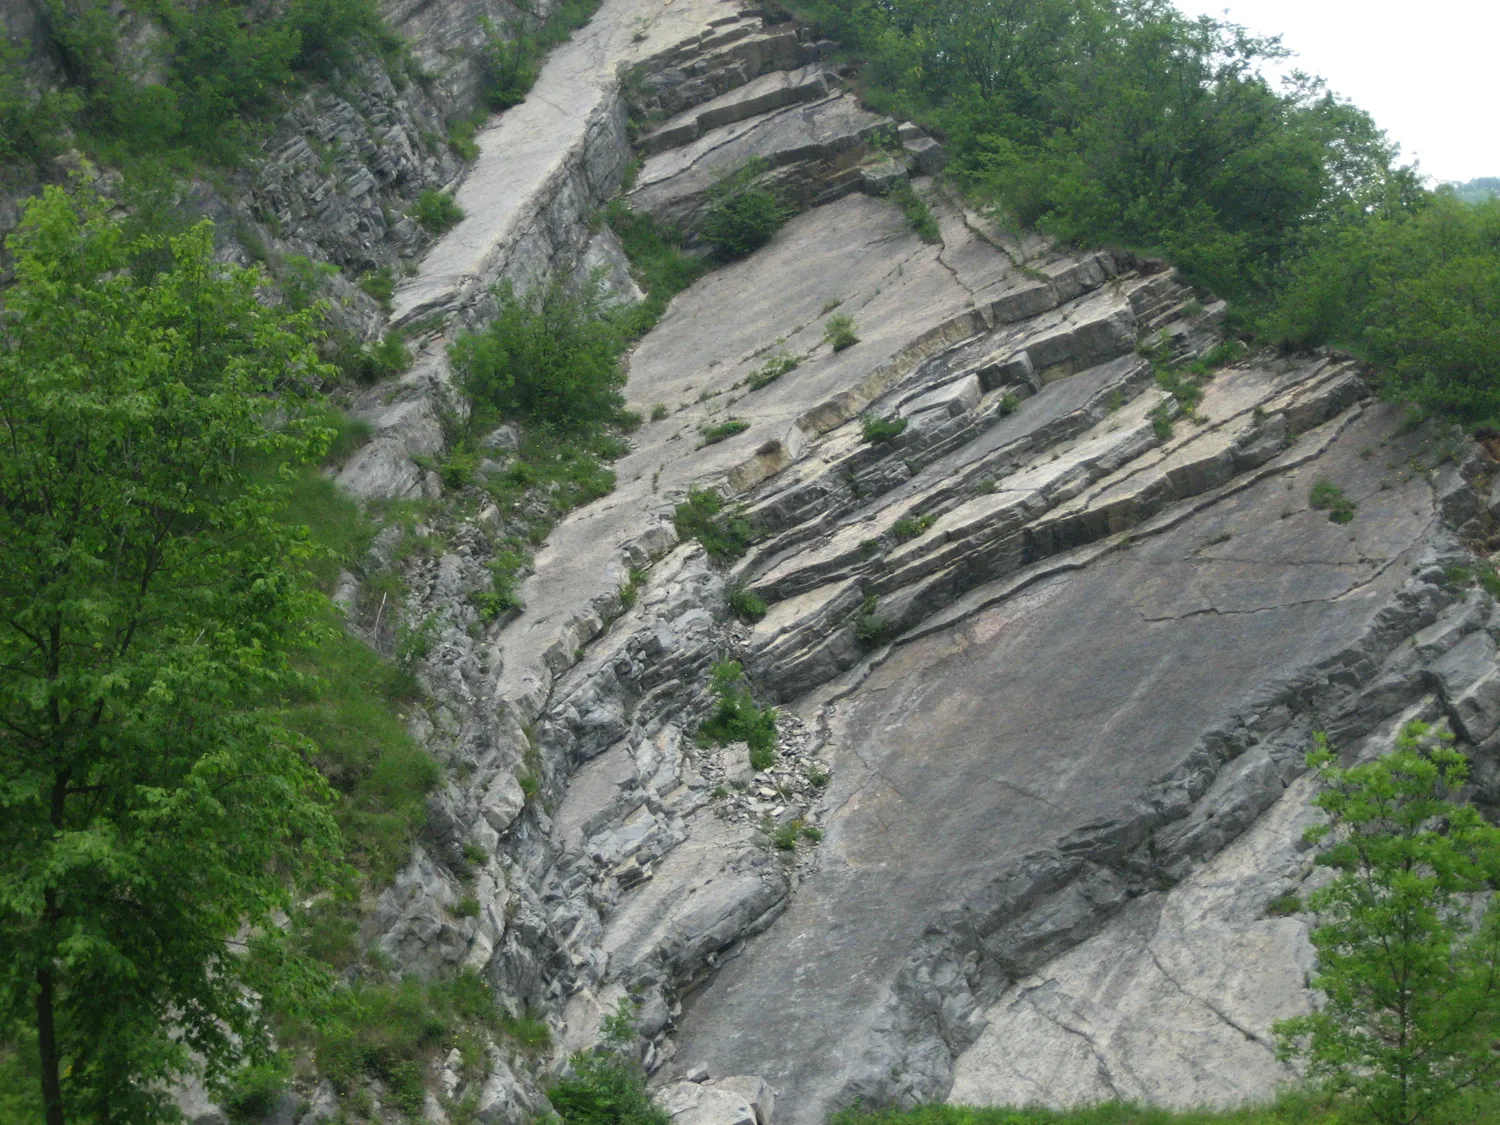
[826,313,860,352]
[892,513,935,542]
[605,201,711,338]
[700,418,751,446]
[1309,480,1356,524]
[853,595,895,647]
[888,179,941,243]
[728,585,768,623]
[674,487,752,563]
[862,416,909,444]
[748,350,801,391]
[702,159,795,261]
[695,661,778,771]
[412,189,465,235]
[478,0,605,111]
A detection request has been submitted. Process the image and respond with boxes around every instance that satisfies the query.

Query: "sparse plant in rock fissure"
[695,661,779,772]
[863,415,909,444]
[674,487,753,563]
[1309,479,1357,524]
[825,312,860,351]
[413,189,466,235]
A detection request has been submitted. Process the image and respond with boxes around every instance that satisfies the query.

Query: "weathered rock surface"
[105,3,1496,1122]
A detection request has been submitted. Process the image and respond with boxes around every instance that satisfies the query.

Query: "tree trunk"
[37,963,64,1125]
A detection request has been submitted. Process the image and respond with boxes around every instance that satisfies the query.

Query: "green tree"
[0,188,344,1125]
[1274,724,1500,1125]
[449,273,626,435]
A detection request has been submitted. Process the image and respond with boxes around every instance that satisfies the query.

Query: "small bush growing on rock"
[650,402,670,421]
[702,159,794,261]
[728,585,768,623]
[748,350,801,390]
[862,415,909,444]
[359,265,395,309]
[853,595,895,647]
[1149,402,1175,441]
[825,313,860,352]
[888,179,941,243]
[773,819,803,850]
[699,418,751,446]
[219,1057,291,1124]
[696,661,778,770]
[451,274,626,434]
[1309,479,1356,523]
[412,189,465,235]
[453,895,481,919]
[673,487,752,563]
[892,513,935,542]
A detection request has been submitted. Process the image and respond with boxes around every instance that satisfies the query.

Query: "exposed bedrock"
[308,5,1500,1124]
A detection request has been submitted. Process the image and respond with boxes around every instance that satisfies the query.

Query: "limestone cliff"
[17,2,1500,1123]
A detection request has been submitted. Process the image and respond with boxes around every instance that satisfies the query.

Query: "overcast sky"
[1170,0,1499,184]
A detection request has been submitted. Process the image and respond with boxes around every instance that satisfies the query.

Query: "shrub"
[853,595,894,647]
[450,274,625,434]
[695,661,778,769]
[888,179,941,243]
[673,487,752,563]
[747,351,800,390]
[728,585,768,623]
[862,416,908,444]
[453,895,480,919]
[773,820,802,850]
[700,418,750,446]
[1309,479,1356,524]
[412,189,465,235]
[891,513,934,542]
[219,1058,291,1124]
[604,201,710,338]
[702,160,794,261]
[825,313,859,351]
[651,403,670,421]
[360,266,395,309]
[1149,403,1175,441]
[548,1052,669,1125]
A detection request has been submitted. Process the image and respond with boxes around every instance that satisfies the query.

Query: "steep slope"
[307,4,1500,1124]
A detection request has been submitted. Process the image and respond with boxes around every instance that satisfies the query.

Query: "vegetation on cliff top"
[783,0,1500,430]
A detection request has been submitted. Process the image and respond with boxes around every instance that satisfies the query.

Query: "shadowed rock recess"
[310,3,1500,1124]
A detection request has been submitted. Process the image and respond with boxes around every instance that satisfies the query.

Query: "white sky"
[1170,0,1500,184]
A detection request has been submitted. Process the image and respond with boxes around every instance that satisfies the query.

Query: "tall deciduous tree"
[0,187,343,1125]
[1275,724,1500,1125]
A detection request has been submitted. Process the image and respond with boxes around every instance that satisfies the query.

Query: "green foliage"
[862,415,909,444]
[1266,195,1500,426]
[728,585,769,624]
[219,1056,291,1124]
[1309,480,1356,524]
[0,37,80,171]
[478,0,603,111]
[33,0,403,163]
[1149,402,1175,441]
[360,265,396,309]
[853,595,895,648]
[825,312,860,351]
[700,418,751,446]
[673,487,752,563]
[823,1091,1435,1125]
[892,513,935,542]
[696,661,778,770]
[773,820,803,851]
[451,274,627,435]
[782,0,1412,334]
[651,403,671,421]
[413,189,465,235]
[1266,892,1304,918]
[702,159,795,261]
[299,970,500,1115]
[548,1051,670,1125]
[888,178,941,243]
[604,200,711,337]
[0,187,344,1125]
[748,350,801,390]
[1274,725,1500,1124]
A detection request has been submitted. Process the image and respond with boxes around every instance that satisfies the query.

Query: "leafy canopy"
[1274,725,1500,1125]
[0,187,344,1125]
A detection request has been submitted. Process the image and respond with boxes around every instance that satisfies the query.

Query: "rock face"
[326,4,1500,1123]
[20,1,1497,1122]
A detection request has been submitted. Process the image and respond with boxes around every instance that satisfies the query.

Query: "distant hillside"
[1449,176,1500,202]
